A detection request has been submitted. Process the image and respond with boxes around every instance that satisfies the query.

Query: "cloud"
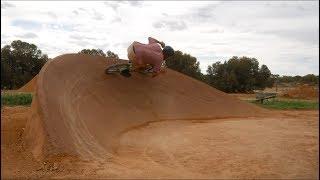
[73,10,79,15]
[211,42,227,46]
[258,2,318,18]
[69,34,98,41]
[69,39,91,47]
[111,16,122,23]
[46,12,57,19]
[261,28,319,45]
[1,2,15,9]
[202,28,224,34]
[16,32,38,39]
[96,42,110,50]
[113,42,130,48]
[1,34,9,38]
[11,19,42,29]
[181,3,221,23]
[92,10,104,20]
[1,1,318,76]
[44,23,78,31]
[153,20,187,31]
[127,1,143,7]
[104,1,121,11]
[104,1,143,11]
[78,8,87,12]
[162,13,168,17]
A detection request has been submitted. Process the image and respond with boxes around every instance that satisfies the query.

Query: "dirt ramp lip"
[24,53,269,160]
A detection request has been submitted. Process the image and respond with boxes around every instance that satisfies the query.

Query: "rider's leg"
[127,43,136,64]
[121,42,136,77]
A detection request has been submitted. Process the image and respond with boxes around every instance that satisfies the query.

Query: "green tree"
[78,49,106,57]
[165,50,204,81]
[106,50,119,59]
[276,74,318,85]
[205,56,273,93]
[301,74,319,85]
[1,40,48,89]
[255,64,273,89]
[78,49,119,59]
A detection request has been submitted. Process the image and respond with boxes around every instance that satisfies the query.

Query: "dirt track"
[1,106,318,179]
[24,54,269,160]
[1,54,319,179]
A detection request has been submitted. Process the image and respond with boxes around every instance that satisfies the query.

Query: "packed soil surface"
[2,54,318,179]
[2,106,318,179]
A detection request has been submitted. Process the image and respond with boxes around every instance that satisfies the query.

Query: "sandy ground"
[1,106,318,179]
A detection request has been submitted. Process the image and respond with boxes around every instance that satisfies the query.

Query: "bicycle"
[105,62,154,77]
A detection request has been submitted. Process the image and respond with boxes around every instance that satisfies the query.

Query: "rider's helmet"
[162,46,175,58]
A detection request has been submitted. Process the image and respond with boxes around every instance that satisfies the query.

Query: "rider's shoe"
[120,68,131,77]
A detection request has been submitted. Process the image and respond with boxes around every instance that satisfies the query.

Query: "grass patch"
[248,99,319,110]
[1,93,33,107]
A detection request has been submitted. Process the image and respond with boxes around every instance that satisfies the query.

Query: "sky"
[1,1,319,76]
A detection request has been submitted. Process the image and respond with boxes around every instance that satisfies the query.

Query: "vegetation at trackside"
[78,49,119,59]
[276,74,319,86]
[248,99,319,110]
[1,93,33,107]
[1,40,48,90]
[166,51,275,93]
[166,51,318,93]
[1,40,120,91]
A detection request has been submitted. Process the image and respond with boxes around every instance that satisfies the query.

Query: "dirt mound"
[281,84,319,99]
[24,54,269,161]
[18,75,38,92]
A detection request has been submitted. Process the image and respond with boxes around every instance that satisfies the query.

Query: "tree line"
[166,52,274,93]
[275,74,319,85]
[1,40,119,89]
[166,51,318,92]
[1,40,48,89]
[1,40,318,92]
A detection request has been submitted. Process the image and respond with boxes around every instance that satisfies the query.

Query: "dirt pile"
[3,106,318,179]
[18,75,38,93]
[24,54,269,161]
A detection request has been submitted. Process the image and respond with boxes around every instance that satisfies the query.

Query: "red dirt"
[2,54,318,179]
[24,54,269,160]
[2,107,318,179]
[281,84,319,100]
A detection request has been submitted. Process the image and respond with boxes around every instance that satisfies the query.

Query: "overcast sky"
[1,1,319,75]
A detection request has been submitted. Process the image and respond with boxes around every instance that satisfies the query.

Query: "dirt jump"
[2,54,318,179]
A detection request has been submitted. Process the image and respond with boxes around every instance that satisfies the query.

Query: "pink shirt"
[133,37,163,73]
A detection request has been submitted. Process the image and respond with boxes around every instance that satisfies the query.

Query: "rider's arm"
[148,37,160,44]
[148,37,165,48]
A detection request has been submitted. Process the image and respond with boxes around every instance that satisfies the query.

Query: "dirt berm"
[24,54,269,161]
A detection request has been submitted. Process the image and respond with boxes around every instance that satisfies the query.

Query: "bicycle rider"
[121,37,175,77]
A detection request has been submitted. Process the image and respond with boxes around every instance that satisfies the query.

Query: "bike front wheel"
[105,63,131,74]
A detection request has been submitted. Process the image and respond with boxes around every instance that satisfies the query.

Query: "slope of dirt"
[18,75,38,93]
[2,107,318,179]
[24,54,270,161]
[10,53,316,178]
